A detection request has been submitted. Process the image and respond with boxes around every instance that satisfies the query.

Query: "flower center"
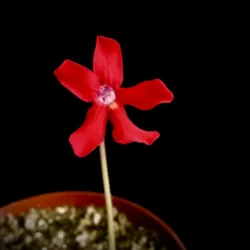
[97,85,116,105]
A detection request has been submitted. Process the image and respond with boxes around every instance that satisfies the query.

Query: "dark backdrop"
[0,7,206,249]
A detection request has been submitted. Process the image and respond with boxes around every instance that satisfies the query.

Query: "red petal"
[93,36,123,89]
[109,105,159,145]
[54,59,100,102]
[69,103,108,157]
[116,79,174,110]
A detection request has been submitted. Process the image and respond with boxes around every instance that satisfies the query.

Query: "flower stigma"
[97,85,117,109]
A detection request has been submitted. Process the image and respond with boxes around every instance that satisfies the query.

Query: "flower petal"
[93,36,123,89]
[54,59,100,102]
[109,105,159,145]
[69,103,108,157]
[116,79,174,110]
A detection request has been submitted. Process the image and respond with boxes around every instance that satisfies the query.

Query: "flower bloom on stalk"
[54,36,174,157]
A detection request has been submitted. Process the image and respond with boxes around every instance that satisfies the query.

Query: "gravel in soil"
[0,205,168,250]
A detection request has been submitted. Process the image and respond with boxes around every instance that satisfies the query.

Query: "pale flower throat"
[97,85,118,109]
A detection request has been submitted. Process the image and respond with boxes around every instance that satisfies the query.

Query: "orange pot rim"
[0,191,186,250]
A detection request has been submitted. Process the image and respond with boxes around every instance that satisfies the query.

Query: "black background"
[0,6,210,249]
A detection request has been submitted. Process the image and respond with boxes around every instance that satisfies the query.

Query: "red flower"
[54,36,174,157]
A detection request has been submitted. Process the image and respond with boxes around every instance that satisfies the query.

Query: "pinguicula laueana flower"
[54,36,174,157]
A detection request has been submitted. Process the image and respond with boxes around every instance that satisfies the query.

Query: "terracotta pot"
[0,191,186,250]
